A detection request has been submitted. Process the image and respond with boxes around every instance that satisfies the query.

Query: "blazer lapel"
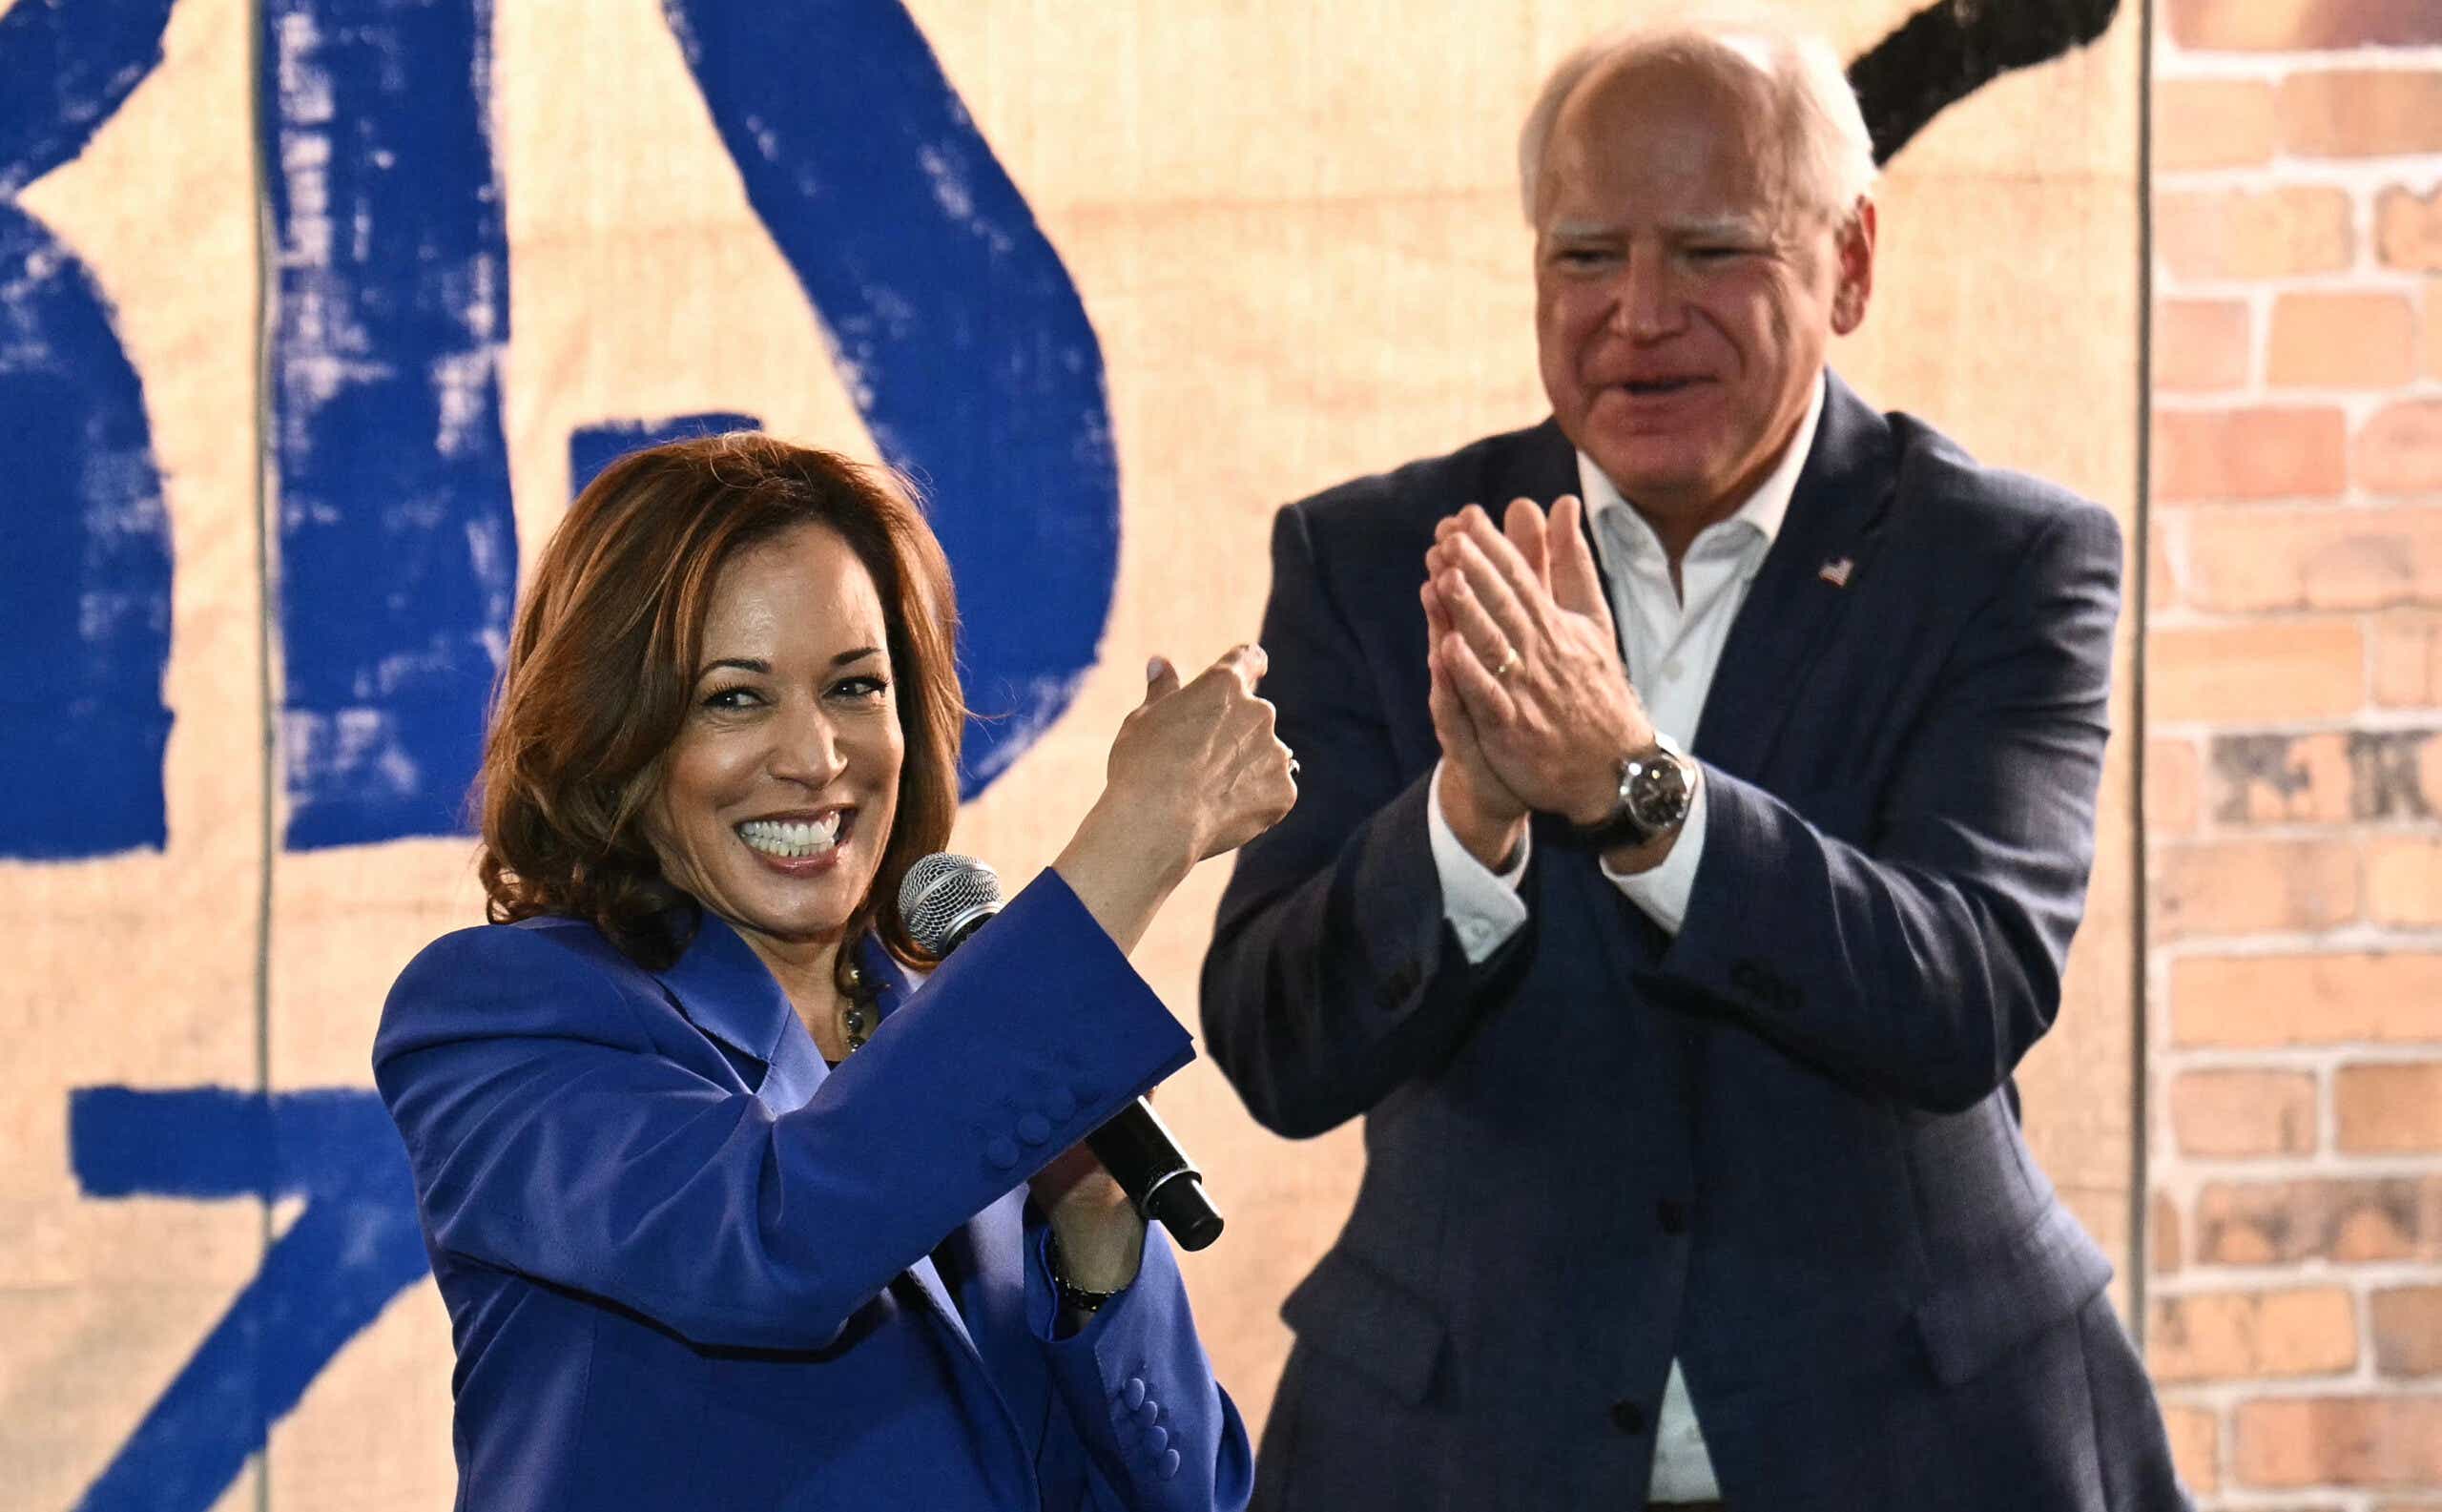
[1690,370,1896,783]
[652,910,805,1103]
[656,922,982,1353]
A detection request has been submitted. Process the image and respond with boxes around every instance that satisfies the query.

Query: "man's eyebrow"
[1664,217,1769,241]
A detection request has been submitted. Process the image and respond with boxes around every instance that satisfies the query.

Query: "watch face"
[1625,754,1690,830]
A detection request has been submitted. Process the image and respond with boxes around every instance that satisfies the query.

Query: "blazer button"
[1045,1087,1078,1120]
[1657,1199,1688,1235]
[1609,1398,1645,1435]
[983,1137,1020,1170]
[1158,1448,1181,1481]
[1016,1112,1052,1146]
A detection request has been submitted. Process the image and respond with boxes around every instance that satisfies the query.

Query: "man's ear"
[1832,197,1876,337]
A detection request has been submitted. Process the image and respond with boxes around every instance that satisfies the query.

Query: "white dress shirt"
[1423,373,1826,1501]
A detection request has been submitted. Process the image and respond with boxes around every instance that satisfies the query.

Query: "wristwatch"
[1047,1234,1122,1315]
[1567,742,1695,851]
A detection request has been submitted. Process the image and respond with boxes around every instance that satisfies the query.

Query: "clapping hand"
[1423,498,1653,830]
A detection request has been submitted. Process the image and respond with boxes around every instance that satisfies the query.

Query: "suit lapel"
[655,921,981,1354]
[1690,371,1896,783]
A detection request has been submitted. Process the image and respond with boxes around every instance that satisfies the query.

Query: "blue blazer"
[1201,374,2190,1510]
[375,870,1253,1511]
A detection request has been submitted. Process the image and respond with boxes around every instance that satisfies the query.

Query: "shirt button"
[1657,1199,1688,1235]
[1609,1398,1645,1435]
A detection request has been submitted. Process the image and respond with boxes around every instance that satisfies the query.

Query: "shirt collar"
[1576,369,1827,570]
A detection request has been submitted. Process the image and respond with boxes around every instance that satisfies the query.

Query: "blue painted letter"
[664,0,1120,793]
[265,0,517,847]
[0,0,178,859]
[68,1087,429,1512]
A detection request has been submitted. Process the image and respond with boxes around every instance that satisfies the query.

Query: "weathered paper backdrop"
[2,1,2137,1505]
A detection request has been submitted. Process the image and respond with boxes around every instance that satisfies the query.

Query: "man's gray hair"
[1517,13,1877,225]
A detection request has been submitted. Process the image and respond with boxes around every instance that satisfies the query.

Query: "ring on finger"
[1492,644,1520,679]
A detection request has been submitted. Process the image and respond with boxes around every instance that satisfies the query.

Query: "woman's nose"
[766,706,847,787]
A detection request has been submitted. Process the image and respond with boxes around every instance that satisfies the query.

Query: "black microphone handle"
[1085,1100,1226,1253]
[939,913,1224,1253]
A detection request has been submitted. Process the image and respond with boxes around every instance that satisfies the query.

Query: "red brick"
[2357,399,2442,494]
[2372,611,2442,707]
[2207,728,2442,826]
[2379,186,2442,274]
[2185,507,2442,612]
[2279,70,2442,157]
[2174,954,2442,1046]
[2192,1175,2442,1265]
[2207,731,2360,825]
[2336,1060,2442,1151]
[2163,1404,2219,1492]
[2169,0,2442,50]
[2368,837,2442,926]
[2150,738,2202,834]
[2427,279,2442,380]
[2151,620,2364,724]
[2156,299,2253,392]
[2160,188,2354,281]
[2149,1287,2357,1381]
[2154,407,2348,501]
[2233,1396,2442,1486]
[2372,1286,2442,1375]
[2156,78,2280,171]
[2154,1190,2184,1274]
[2169,1069,2321,1156]
[2149,516,2183,611]
[2155,838,2360,938]
[2268,292,2415,389]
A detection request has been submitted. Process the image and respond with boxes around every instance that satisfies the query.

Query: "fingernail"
[1147,657,1164,680]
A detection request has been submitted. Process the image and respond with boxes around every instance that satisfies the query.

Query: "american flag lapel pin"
[1818,556,1854,588]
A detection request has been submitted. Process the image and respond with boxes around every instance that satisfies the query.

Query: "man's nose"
[1610,253,1680,341]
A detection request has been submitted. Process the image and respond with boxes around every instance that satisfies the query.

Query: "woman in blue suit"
[374,434,1286,1510]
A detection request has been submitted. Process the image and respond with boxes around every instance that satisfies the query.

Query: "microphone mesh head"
[898,852,1004,957]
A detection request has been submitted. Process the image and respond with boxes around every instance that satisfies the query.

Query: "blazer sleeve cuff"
[1037,1222,1255,1512]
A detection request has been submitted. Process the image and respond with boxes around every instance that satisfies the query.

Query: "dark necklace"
[838,959,871,1054]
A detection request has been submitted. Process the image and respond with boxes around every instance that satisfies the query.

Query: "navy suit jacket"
[375,870,1253,1511]
[1201,375,2189,1510]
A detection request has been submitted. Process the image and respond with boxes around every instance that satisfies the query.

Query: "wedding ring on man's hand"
[1493,645,1520,679]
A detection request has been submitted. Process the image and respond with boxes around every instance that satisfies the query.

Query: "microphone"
[899,853,1225,1253]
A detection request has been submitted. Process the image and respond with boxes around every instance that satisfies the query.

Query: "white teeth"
[737,815,842,858]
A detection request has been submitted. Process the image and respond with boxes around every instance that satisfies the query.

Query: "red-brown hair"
[475,433,963,977]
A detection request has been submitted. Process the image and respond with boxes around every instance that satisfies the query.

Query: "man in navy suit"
[1199,17,2190,1511]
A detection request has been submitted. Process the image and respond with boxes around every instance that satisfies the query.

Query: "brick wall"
[2147,1,2442,1503]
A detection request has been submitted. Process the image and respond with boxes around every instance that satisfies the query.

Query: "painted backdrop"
[2,1,2139,1505]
